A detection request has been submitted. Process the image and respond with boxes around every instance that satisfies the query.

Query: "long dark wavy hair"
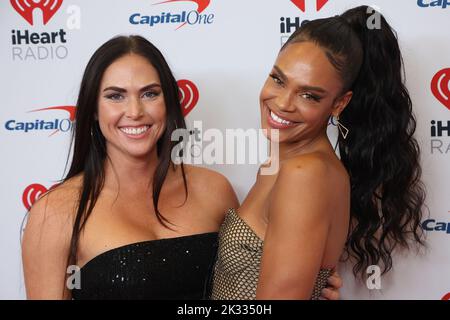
[65,35,188,266]
[283,6,426,277]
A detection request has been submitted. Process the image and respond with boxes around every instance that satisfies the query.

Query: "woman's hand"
[320,270,343,300]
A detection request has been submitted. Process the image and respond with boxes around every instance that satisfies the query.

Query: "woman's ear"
[332,91,353,117]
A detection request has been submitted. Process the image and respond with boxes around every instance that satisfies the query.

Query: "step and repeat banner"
[0,0,449,299]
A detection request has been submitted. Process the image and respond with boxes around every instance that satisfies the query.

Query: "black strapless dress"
[71,232,218,300]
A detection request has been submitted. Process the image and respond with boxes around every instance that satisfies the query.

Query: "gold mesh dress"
[211,208,331,300]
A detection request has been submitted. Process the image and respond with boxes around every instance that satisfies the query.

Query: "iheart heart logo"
[431,68,450,111]
[10,0,63,25]
[290,0,329,12]
[178,79,199,117]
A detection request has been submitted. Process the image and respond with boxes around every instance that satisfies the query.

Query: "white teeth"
[120,125,150,135]
[270,111,294,125]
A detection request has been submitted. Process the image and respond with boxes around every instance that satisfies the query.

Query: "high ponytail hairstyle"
[283,6,426,278]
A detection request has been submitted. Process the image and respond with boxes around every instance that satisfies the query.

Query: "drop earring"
[335,115,349,140]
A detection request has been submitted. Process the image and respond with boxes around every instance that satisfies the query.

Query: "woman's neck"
[103,148,160,194]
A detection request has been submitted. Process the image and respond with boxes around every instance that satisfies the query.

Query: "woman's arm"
[22,191,73,299]
[256,158,333,299]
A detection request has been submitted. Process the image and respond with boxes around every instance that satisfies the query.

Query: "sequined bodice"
[71,232,218,300]
[211,209,331,300]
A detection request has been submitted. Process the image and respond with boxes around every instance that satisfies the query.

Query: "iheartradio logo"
[177,79,199,117]
[10,0,63,25]
[22,183,59,210]
[290,0,329,12]
[431,68,450,111]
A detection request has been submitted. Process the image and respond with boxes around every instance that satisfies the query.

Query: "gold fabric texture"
[211,208,331,300]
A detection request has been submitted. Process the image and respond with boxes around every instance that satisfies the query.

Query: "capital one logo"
[178,79,199,116]
[130,0,213,29]
[10,0,63,25]
[30,106,76,136]
[4,105,76,136]
[290,0,329,12]
[442,292,450,300]
[418,0,450,9]
[431,68,450,111]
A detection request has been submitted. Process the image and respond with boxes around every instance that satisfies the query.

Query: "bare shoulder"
[23,175,82,249]
[27,175,81,223]
[277,152,332,185]
[183,165,235,196]
[266,154,334,238]
[271,152,348,215]
[183,165,239,221]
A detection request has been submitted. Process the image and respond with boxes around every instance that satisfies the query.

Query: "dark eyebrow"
[139,83,161,93]
[273,65,288,82]
[102,83,161,93]
[298,85,327,94]
[103,86,126,93]
[273,65,327,94]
